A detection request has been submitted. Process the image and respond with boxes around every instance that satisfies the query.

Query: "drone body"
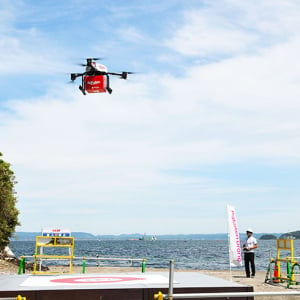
[70,58,132,95]
[84,75,106,94]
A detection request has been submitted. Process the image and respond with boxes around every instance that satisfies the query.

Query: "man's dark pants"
[244,252,255,277]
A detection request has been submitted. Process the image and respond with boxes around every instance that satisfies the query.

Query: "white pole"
[168,260,174,300]
[226,204,232,281]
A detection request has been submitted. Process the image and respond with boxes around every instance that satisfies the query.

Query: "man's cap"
[246,228,253,233]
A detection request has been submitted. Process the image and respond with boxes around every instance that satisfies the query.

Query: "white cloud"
[166,0,300,58]
[166,11,257,57]
[118,26,145,43]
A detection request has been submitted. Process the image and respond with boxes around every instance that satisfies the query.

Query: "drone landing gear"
[107,87,112,94]
[79,85,86,95]
[106,74,112,94]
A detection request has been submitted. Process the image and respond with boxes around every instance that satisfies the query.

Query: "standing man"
[243,228,258,278]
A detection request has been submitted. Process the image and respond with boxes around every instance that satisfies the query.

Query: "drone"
[70,58,134,95]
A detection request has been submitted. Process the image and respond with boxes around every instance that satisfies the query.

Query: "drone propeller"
[78,57,103,61]
[77,57,104,67]
[89,57,102,61]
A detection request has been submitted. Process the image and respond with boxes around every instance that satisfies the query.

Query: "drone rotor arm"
[107,72,122,76]
[107,71,132,80]
[70,72,86,81]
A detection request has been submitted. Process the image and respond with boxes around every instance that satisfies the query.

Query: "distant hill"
[260,234,278,240]
[279,230,300,239]
[259,231,300,240]
[11,231,284,241]
[12,232,231,241]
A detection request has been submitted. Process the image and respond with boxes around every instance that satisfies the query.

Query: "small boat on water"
[127,234,157,241]
[139,234,157,241]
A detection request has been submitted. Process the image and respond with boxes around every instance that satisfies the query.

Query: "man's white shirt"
[244,236,257,253]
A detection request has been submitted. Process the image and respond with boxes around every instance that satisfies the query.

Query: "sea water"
[9,239,300,271]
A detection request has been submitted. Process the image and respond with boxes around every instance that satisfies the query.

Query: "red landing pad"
[21,274,170,287]
[51,276,145,284]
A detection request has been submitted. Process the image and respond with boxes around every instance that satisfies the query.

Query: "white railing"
[78,256,145,266]
[18,255,147,274]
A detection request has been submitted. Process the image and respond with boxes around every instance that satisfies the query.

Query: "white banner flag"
[227,205,243,267]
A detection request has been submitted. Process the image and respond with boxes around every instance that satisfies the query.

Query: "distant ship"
[139,234,157,241]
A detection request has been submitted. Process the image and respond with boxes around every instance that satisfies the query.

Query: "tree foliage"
[0,152,20,250]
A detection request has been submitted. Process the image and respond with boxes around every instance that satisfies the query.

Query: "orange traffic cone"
[273,260,280,283]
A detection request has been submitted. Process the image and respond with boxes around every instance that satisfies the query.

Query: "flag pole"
[226,204,233,281]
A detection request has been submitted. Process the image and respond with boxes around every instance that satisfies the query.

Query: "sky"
[1,0,300,235]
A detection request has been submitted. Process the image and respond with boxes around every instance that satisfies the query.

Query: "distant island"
[259,230,300,240]
[11,231,300,241]
[12,232,233,241]
[259,234,278,240]
[279,230,300,239]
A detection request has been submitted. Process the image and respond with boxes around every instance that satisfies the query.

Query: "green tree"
[0,152,20,250]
